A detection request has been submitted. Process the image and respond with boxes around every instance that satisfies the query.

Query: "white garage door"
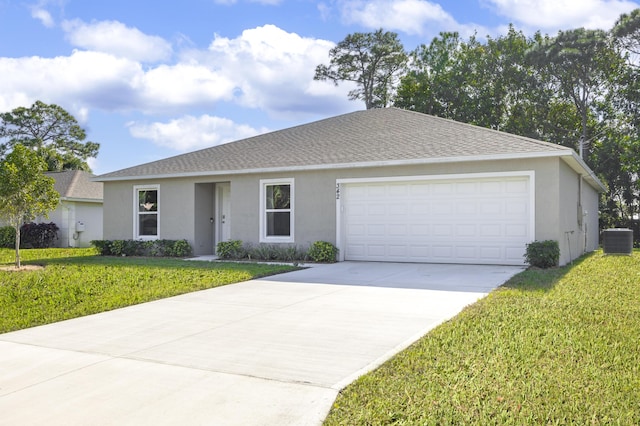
[341,174,533,265]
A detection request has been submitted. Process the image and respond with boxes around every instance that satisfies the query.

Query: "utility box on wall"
[76,221,86,232]
[602,228,633,254]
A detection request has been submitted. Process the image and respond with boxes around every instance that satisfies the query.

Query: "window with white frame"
[260,178,294,242]
[134,185,159,239]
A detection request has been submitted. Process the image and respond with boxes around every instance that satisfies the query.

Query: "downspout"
[579,175,587,254]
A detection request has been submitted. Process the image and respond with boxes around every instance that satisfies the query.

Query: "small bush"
[246,244,306,262]
[307,241,338,263]
[248,244,280,261]
[166,239,192,257]
[0,226,15,248]
[216,240,246,259]
[524,240,560,268]
[91,240,111,255]
[91,239,192,257]
[20,222,59,248]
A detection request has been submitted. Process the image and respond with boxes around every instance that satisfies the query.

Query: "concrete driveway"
[0,262,523,425]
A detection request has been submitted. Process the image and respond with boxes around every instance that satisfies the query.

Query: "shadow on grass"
[501,251,596,293]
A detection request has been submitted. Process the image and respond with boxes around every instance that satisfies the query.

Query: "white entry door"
[340,174,533,265]
[215,183,231,247]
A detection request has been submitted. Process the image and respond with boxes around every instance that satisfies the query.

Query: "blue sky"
[1,0,638,175]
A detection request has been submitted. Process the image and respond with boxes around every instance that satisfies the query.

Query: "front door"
[215,183,231,249]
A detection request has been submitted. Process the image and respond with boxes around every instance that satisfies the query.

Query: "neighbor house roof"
[95,107,604,191]
[46,170,103,202]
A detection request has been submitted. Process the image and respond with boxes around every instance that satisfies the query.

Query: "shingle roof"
[46,170,103,201]
[96,107,574,181]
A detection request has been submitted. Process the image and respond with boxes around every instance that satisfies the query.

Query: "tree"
[526,28,620,159]
[395,32,465,117]
[314,29,408,109]
[612,8,640,61]
[0,100,99,171]
[0,144,59,268]
[395,28,560,141]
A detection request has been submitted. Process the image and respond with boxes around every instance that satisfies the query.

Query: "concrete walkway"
[0,262,524,425]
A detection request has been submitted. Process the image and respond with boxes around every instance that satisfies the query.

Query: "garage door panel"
[342,175,532,265]
[388,245,407,257]
[366,244,385,257]
[456,246,477,259]
[411,224,430,236]
[506,201,528,215]
[505,246,526,262]
[388,204,407,215]
[507,180,528,193]
[506,224,528,237]
[479,181,502,193]
[456,202,477,214]
[388,224,407,236]
[479,224,502,237]
[410,183,431,195]
[368,204,386,215]
[456,224,477,237]
[433,183,454,194]
[432,202,454,215]
[479,203,501,215]
[432,245,454,258]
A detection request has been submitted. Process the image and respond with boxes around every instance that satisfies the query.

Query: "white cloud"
[336,0,488,37]
[127,115,269,151]
[202,24,355,117]
[486,0,639,31]
[30,6,55,27]
[0,24,355,122]
[62,19,173,62]
[138,64,235,109]
[0,50,237,114]
[0,51,143,112]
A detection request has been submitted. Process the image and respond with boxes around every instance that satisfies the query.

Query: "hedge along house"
[95,108,604,266]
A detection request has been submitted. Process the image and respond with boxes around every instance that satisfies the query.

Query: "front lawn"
[0,248,297,333]
[324,251,640,425]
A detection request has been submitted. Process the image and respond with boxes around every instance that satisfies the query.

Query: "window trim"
[259,178,294,243]
[133,184,160,240]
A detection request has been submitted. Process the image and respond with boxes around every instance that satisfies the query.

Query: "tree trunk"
[14,224,20,268]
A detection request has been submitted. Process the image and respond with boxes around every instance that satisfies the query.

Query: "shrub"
[248,244,279,261]
[307,241,338,263]
[524,240,560,268]
[0,226,15,248]
[166,239,192,257]
[91,240,111,255]
[216,240,246,259]
[246,244,306,262]
[91,239,192,257]
[20,222,59,248]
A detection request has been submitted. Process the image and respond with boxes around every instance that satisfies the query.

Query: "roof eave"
[60,197,103,203]
[560,152,607,192]
[93,150,579,182]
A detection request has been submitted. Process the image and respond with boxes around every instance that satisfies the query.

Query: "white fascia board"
[60,197,103,204]
[559,152,607,192]
[93,151,573,182]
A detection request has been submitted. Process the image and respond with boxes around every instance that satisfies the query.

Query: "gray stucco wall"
[557,160,601,264]
[101,156,601,262]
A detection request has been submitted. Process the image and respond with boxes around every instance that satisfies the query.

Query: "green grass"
[0,248,297,333]
[324,251,640,425]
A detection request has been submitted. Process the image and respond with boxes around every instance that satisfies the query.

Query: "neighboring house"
[40,170,103,248]
[95,108,604,266]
